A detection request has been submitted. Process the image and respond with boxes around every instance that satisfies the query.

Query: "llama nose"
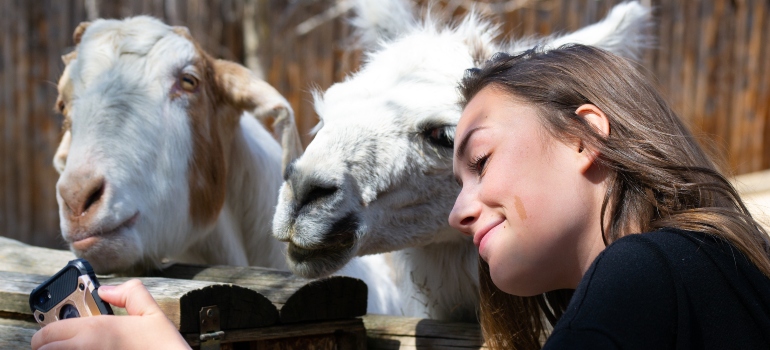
[58,172,106,218]
[297,183,340,210]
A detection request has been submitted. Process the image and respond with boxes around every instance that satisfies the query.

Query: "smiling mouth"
[474,219,504,248]
[70,212,140,250]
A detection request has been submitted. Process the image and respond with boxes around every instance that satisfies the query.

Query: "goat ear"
[53,130,71,174]
[350,0,416,49]
[531,1,653,60]
[61,51,77,65]
[73,21,90,45]
[213,59,303,172]
[172,26,192,40]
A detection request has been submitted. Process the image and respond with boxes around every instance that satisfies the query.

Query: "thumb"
[98,279,163,317]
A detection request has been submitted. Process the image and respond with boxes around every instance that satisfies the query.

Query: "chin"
[70,232,143,274]
[286,243,354,278]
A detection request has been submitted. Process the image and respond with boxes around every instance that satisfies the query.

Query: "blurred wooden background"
[1,0,768,249]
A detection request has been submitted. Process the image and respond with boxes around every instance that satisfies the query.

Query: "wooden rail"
[0,236,486,349]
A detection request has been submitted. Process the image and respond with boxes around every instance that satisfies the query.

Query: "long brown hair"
[458,45,770,349]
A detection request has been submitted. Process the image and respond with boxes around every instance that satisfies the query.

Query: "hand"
[31,279,190,350]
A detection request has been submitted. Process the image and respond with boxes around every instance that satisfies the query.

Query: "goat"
[53,16,299,274]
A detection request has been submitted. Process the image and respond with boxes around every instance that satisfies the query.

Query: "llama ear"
[530,1,653,60]
[54,130,72,174]
[214,59,303,172]
[73,21,91,45]
[349,0,416,48]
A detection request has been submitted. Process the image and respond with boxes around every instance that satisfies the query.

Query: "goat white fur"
[53,16,296,274]
[273,1,653,321]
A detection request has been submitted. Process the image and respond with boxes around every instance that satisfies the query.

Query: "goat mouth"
[70,212,140,250]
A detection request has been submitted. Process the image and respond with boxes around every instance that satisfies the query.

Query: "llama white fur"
[273,1,653,321]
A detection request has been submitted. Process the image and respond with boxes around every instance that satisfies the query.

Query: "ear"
[73,21,91,45]
[532,1,652,60]
[61,51,77,65]
[574,104,610,172]
[53,130,72,174]
[350,0,416,49]
[213,59,303,173]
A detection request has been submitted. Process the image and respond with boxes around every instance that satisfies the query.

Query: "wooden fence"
[1,0,769,248]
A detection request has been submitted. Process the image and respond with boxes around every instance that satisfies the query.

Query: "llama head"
[274,1,652,279]
[53,16,292,273]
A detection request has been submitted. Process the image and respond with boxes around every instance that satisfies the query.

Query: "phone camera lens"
[38,314,45,322]
[59,304,80,319]
[37,291,51,306]
[79,283,85,291]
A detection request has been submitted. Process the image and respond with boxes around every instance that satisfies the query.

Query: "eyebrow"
[455,126,485,160]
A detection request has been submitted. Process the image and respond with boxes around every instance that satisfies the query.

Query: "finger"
[31,319,79,349]
[98,279,162,316]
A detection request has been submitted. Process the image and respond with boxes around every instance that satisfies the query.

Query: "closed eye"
[468,153,489,176]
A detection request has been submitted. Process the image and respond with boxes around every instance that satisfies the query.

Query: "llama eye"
[423,125,455,148]
[179,73,199,92]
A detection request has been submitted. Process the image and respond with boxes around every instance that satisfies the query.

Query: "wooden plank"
[363,314,486,350]
[0,237,367,325]
[0,319,37,350]
[0,235,75,275]
[182,318,365,347]
[0,270,279,333]
[153,264,368,324]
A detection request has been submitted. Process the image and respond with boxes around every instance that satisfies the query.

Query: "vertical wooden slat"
[0,0,10,236]
[692,0,718,155]
[729,0,750,173]
[760,2,770,170]
[744,0,766,173]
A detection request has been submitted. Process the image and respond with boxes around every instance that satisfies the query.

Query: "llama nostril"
[299,184,339,209]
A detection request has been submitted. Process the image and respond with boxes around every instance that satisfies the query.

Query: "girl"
[450,44,770,349]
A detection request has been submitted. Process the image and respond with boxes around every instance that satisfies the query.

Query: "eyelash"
[468,153,489,176]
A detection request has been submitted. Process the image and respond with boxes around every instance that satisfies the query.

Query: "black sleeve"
[543,236,679,350]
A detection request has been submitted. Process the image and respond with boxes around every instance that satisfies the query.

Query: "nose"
[58,171,106,218]
[286,163,340,211]
[448,189,479,235]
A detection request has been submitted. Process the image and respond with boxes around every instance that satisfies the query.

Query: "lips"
[474,218,504,254]
[70,212,140,250]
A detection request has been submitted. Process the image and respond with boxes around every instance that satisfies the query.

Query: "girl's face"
[449,86,608,296]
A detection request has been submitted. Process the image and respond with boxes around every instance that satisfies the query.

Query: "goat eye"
[180,74,199,91]
[423,125,455,148]
[56,100,66,114]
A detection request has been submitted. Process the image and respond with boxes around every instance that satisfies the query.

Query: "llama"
[53,16,300,275]
[53,16,400,315]
[273,1,653,321]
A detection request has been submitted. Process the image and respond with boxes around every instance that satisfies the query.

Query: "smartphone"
[29,258,114,326]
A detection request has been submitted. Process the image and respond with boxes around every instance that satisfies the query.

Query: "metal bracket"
[199,305,224,350]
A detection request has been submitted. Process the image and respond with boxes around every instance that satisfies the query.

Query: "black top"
[543,228,770,349]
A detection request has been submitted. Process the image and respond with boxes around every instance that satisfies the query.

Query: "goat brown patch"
[185,45,241,227]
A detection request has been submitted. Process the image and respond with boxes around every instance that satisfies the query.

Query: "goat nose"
[58,172,106,217]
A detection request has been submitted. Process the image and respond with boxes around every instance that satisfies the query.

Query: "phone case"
[29,258,114,326]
